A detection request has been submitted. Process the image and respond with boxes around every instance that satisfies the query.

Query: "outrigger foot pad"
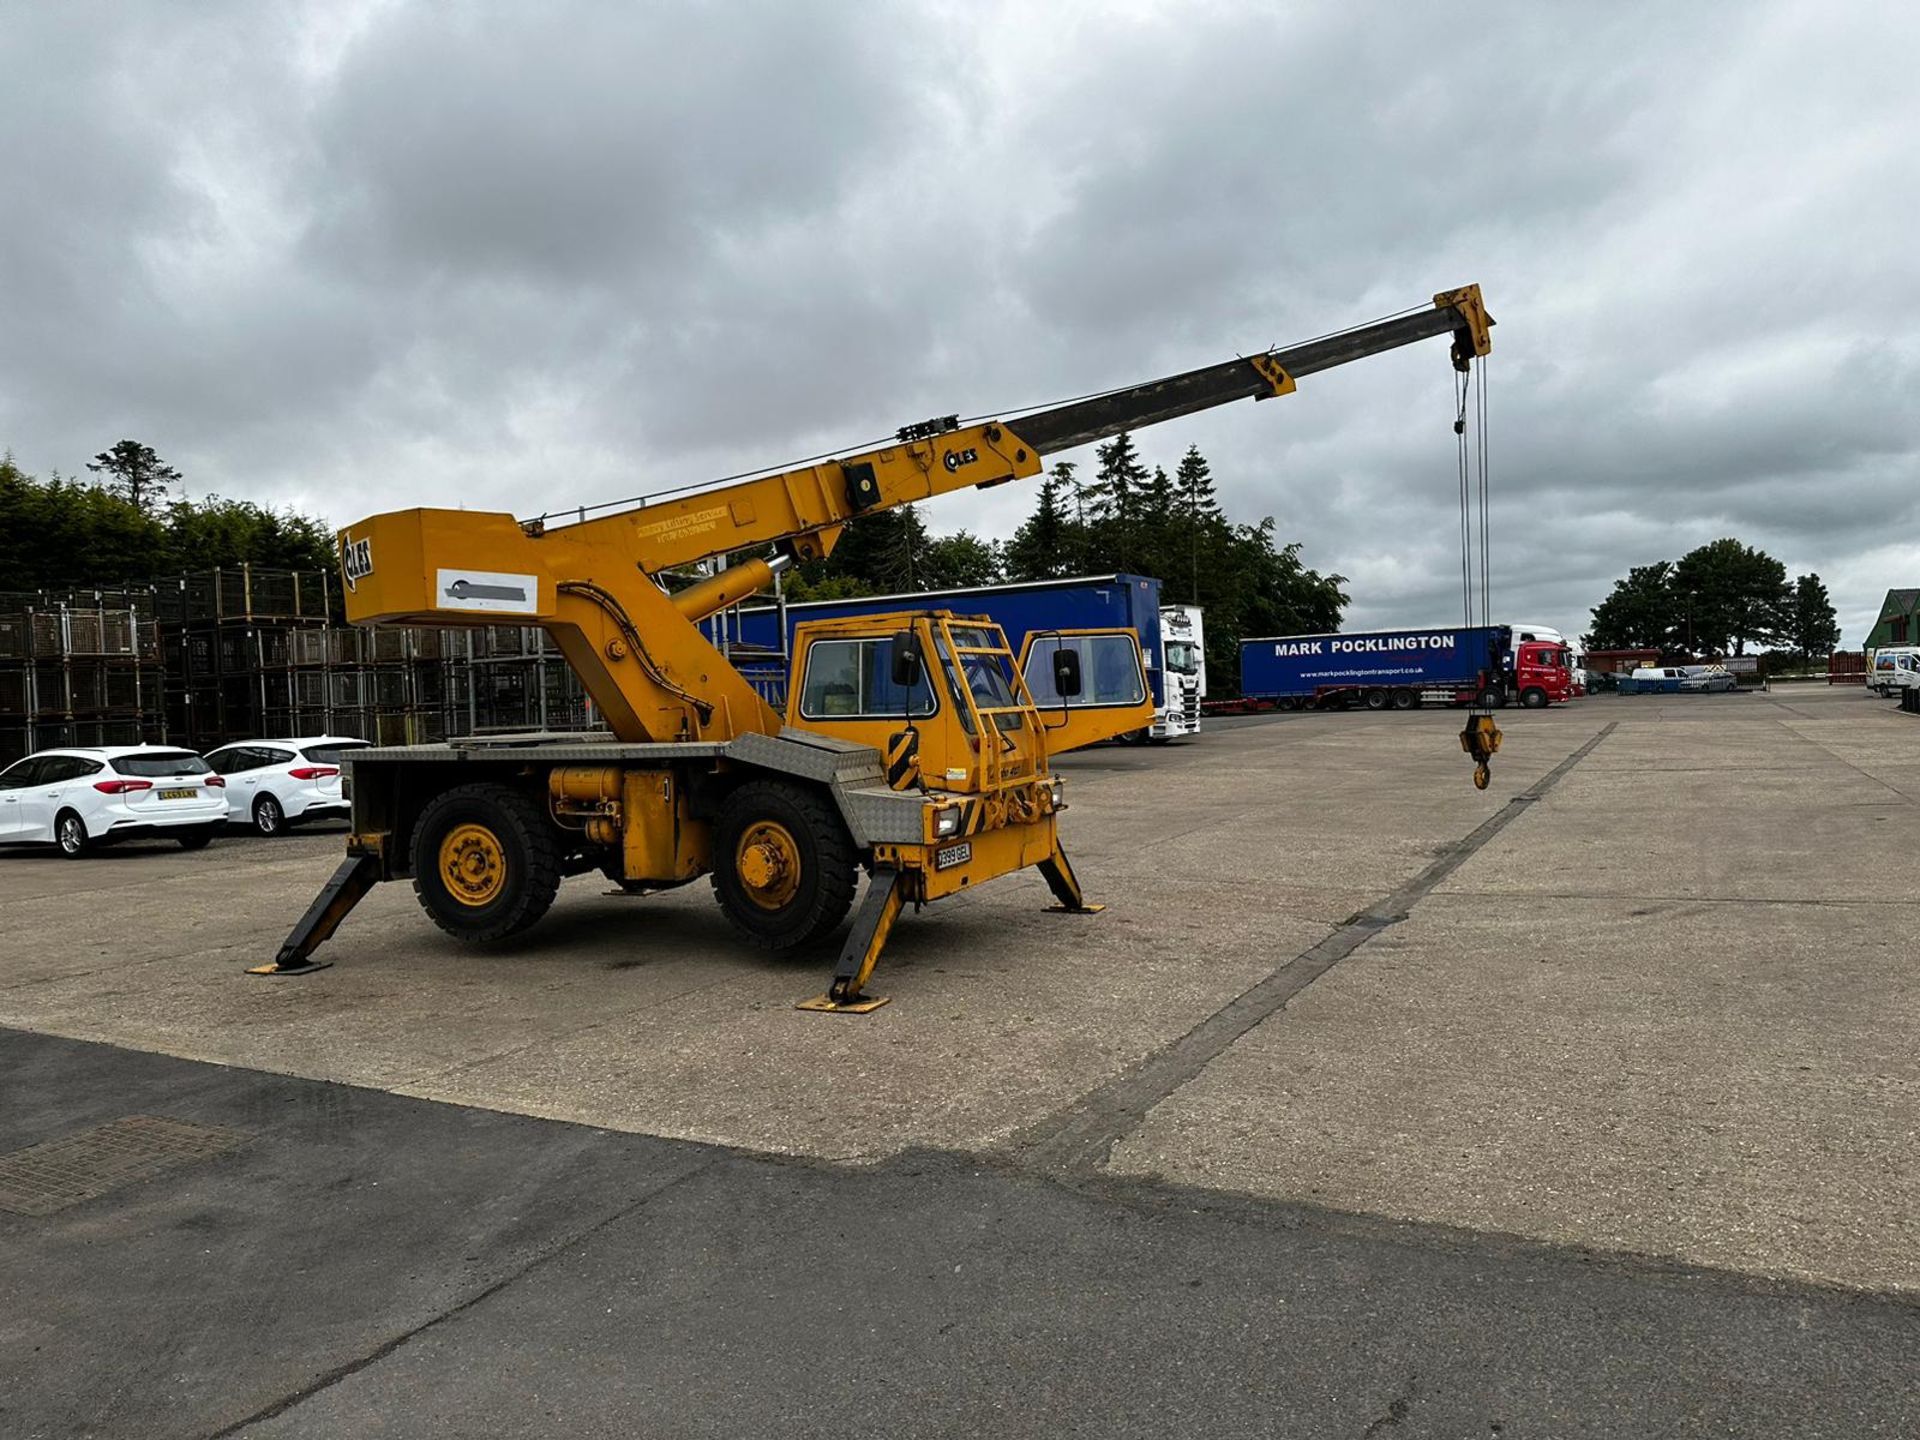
[1044,901,1106,914]
[246,959,333,977]
[799,866,905,1014]
[795,992,891,1014]
[249,853,380,978]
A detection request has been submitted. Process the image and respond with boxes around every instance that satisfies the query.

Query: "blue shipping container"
[1240,625,1509,699]
[723,574,1166,707]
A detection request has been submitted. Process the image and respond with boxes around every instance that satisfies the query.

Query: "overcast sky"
[4,1,1915,643]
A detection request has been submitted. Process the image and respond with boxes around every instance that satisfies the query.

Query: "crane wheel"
[411,782,563,943]
[711,778,857,951]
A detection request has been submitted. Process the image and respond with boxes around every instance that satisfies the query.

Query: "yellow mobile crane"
[259,287,1493,1009]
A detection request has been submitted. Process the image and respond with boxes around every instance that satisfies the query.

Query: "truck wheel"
[711,778,857,951]
[1521,687,1549,709]
[411,782,563,943]
[1477,685,1509,709]
[1391,689,1418,710]
[1364,687,1389,710]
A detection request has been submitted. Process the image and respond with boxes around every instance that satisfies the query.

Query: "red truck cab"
[1513,640,1575,707]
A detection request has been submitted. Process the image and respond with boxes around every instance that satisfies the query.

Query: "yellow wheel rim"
[440,822,507,907]
[735,820,801,910]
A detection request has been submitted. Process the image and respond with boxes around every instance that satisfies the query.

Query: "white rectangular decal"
[434,568,539,615]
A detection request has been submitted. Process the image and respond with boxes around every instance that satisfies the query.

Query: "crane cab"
[785,611,1153,793]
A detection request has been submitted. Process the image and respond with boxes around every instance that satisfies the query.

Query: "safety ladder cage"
[926,615,1046,803]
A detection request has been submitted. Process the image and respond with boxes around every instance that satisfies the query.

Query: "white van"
[1868,647,1920,697]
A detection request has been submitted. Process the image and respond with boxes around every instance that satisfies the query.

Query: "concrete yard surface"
[2,683,1917,1436]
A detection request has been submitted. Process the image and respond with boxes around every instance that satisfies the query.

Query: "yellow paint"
[439,823,506,907]
[620,769,707,884]
[735,819,802,910]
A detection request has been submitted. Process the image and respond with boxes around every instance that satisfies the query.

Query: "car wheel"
[178,827,214,851]
[55,810,90,859]
[252,793,285,837]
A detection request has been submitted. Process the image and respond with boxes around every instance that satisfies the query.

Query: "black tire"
[1364,687,1389,711]
[55,809,90,859]
[711,778,857,951]
[177,827,215,851]
[410,782,563,943]
[252,793,285,837]
[1391,689,1418,711]
[1521,687,1549,709]
[1478,686,1509,709]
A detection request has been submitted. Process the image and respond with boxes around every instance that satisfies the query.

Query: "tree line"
[778,432,1348,692]
[1584,537,1839,660]
[0,444,338,597]
[9,434,1350,694]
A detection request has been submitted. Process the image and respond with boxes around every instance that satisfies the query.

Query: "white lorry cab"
[1156,604,1206,739]
[1869,647,1920,697]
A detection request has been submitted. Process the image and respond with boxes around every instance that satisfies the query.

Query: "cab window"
[110,751,211,778]
[1024,634,1148,707]
[798,637,936,719]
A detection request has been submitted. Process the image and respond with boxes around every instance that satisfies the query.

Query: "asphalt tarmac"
[3,686,1916,1436]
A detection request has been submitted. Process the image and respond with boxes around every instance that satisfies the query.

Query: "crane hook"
[1460,714,1502,791]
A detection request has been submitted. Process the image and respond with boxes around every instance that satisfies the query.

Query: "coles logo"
[341,535,373,592]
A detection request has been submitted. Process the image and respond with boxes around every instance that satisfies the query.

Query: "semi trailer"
[1239,624,1571,710]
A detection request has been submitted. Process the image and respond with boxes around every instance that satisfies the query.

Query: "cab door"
[0,756,43,840]
[1017,629,1156,754]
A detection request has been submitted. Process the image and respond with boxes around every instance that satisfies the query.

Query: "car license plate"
[159,788,197,800]
[935,841,971,871]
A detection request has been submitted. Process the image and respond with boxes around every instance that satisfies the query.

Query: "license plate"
[935,841,971,871]
[159,788,197,800]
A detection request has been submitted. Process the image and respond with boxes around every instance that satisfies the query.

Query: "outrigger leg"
[1038,841,1105,914]
[247,853,381,977]
[798,866,906,1014]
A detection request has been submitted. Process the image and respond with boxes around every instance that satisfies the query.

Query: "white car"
[203,735,371,836]
[0,745,228,857]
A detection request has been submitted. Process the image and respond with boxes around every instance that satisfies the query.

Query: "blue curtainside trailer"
[718,573,1183,734]
[1238,625,1522,710]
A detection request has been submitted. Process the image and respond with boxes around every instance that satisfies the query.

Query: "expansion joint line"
[1009,722,1618,1178]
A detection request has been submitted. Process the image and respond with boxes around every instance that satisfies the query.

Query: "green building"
[1865,588,1920,649]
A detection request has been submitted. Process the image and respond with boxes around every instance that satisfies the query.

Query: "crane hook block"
[1459,715,1502,790]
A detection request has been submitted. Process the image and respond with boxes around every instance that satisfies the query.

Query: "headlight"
[933,804,963,837]
[1048,777,1065,806]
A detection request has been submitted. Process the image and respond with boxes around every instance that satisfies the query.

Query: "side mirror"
[890,629,923,688]
[1052,646,1083,699]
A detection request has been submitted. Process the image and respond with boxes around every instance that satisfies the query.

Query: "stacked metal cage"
[0,565,601,765]
[0,596,166,762]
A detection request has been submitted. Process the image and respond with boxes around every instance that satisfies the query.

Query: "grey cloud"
[1,1,1915,645]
